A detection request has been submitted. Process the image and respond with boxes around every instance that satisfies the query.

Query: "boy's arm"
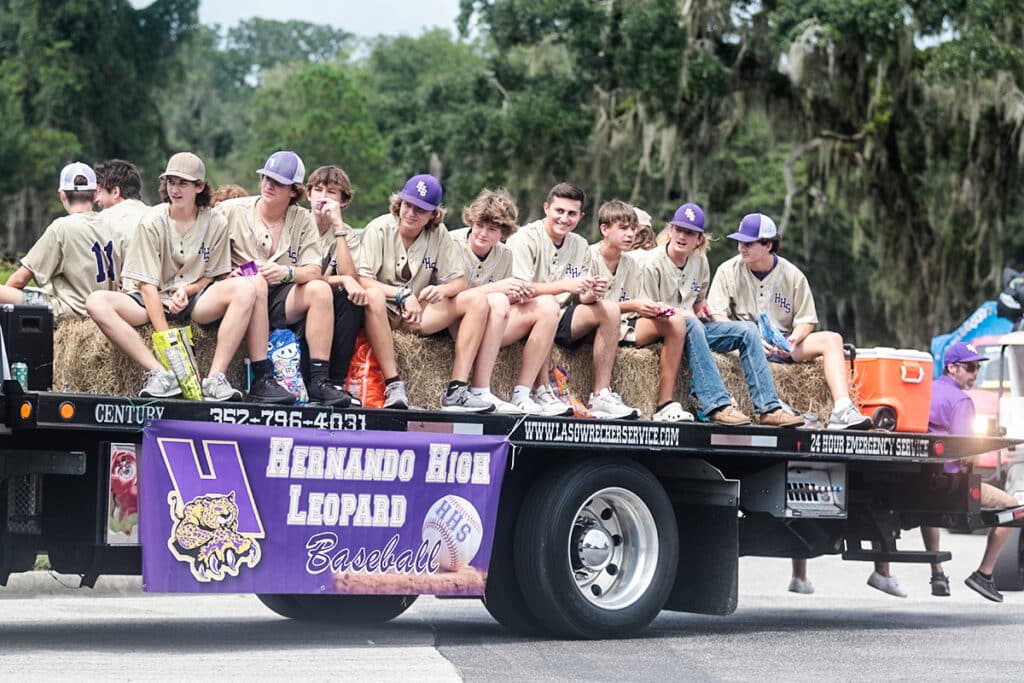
[5,266,34,289]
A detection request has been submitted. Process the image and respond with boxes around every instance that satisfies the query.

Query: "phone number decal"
[208,407,367,431]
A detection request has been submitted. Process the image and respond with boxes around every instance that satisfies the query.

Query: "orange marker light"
[19,401,31,420]
[58,402,75,420]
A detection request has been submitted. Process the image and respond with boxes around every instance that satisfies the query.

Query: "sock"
[251,359,271,381]
[979,571,993,580]
[310,359,330,384]
[446,380,467,395]
[470,386,489,396]
[656,401,673,412]
[385,376,400,385]
[511,385,532,402]
[833,397,852,412]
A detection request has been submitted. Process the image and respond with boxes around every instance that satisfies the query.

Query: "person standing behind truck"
[930,341,1017,602]
[0,162,114,318]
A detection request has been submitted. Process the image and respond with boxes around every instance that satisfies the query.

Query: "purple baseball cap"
[258,151,306,185]
[943,342,987,366]
[668,203,705,232]
[729,213,778,242]
[397,174,443,211]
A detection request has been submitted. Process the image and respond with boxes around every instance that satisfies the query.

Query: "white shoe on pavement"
[588,388,640,420]
[867,571,907,597]
[788,577,815,594]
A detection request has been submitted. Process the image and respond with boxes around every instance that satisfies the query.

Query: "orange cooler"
[854,347,933,432]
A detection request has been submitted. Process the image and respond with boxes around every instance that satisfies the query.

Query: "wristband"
[334,228,350,237]
[395,287,411,308]
[283,266,295,283]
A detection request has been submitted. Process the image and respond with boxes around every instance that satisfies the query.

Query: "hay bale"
[53,319,840,418]
[53,318,247,396]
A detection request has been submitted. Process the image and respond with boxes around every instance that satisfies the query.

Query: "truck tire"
[993,527,1024,591]
[256,594,417,623]
[482,500,551,636]
[514,458,679,639]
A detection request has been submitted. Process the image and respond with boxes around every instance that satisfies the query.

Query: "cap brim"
[961,353,988,363]
[397,191,438,212]
[257,168,296,185]
[161,171,201,182]
[59,184,97,191]
[727,231,758,242]
[669,221,704,233]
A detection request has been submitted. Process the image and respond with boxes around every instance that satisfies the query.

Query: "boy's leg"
[791,330,849,401]
[190,277,257,375]
[0,286,25,305]
[285,280,351,405]
[361,286,407,409]
[505,295,560,389]
[86,290,163,370]
[467,291,509,390]
[419,288,488,384]
[683,317,735,418]
[565,300,618,393]
[328,288,365,384]
[634,314,685,406]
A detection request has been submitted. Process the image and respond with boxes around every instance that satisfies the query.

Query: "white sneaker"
[828,403,873,430]
[652,401,695,423]
[140,368,181,398]
[532,385,573,417]
[788,577,815,594]
[441,384,495,413]
[588,388,639,420]
[474,390,525,414]
[202,372,243,402]
[867,571,907,597]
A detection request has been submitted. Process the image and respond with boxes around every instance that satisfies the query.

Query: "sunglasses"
[957,362,981,373]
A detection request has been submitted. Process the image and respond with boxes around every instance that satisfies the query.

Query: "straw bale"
[53,318,246,396]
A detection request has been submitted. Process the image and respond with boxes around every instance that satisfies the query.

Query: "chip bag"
[151,327,203,400]
[345,330,385,408]
[550,365,593,418]
[269,328,308,404]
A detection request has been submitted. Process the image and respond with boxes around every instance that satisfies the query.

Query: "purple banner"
[140,419,509,596]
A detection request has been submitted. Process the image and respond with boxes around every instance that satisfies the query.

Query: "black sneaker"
[930,572,950,597]
[308,378,356,407]
[965,571,1003,603]
[248,375,295,405]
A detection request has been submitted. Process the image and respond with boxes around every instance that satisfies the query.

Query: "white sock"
[833,398,852,413]
[511,385,532,402]
[470,386,489,396]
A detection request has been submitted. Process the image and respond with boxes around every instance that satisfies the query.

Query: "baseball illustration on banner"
[422,494,484,572]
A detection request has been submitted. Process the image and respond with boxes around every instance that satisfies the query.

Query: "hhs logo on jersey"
[421,256,437,270]
[773,292,792,314]
[565,264,582,278]
[198,244,211,262]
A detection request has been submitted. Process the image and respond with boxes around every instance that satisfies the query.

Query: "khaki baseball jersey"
[218,196,321,270]
[357,214,464,313]
[506,219,592,308]
[589,244,643,341]
[707,254,818,335]
[316,222,360,277]
[20,212,118,319]
[449,227,514,287]
[121,204,231,305]
[100,198,149,289]
[639,245,709,312]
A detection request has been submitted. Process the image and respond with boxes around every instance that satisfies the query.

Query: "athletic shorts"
[268,283,297,330]
[555,303,586,349]
[128,283,211,326]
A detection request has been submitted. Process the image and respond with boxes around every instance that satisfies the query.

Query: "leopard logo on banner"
[167,491,261,582]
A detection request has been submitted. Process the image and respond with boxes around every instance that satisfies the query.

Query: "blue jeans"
[684,318,782,416]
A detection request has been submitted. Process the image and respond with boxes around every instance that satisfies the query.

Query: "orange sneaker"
[759,409,804,428]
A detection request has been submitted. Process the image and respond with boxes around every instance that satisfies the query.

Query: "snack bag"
[151,327,202,400]
[550,365,593,418]
[759,312,792,353]
[268,328,308,404]
[345,330,385,408]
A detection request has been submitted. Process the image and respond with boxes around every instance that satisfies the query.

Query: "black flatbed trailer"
[1,380,1021,638]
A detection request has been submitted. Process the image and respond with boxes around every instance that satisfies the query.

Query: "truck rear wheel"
[514,458,678,639]
[256,594,417,623]
[993,527,1024,591]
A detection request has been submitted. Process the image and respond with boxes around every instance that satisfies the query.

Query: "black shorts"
[555,303,586,349]
[268,283,297,330]
[128,283,210,326]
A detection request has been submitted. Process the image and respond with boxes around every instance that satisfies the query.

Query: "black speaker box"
[0,304,54,390]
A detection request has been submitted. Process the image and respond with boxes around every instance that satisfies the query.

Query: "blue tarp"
[930,301,1013,377]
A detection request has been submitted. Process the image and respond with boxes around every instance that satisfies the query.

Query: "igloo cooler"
[853,347,933,432]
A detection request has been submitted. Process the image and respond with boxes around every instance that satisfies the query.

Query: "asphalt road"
[0,531,1020,681]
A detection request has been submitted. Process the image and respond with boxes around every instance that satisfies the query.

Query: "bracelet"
[334,228,350,238]
[282,266,295,283]
[395,287,411,308]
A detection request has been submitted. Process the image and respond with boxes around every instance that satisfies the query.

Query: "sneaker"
[201,372,242,402]
[759,408,805,428]
[867,570,907,597]
[709,406,752,426]
[588,388,640,420]
[247,375,295,405]
[653,401,695,423]
[475,391,525,415]
[531,385,574,417]
[140,368,182,398]
[441,384,495,413]
[828,404,873,430]
[930,572,951,597]
[965,570,1003,602]
[510,393,546,415]
[308,378,356,407]
[383,380,409,409]
[788,577,815,594]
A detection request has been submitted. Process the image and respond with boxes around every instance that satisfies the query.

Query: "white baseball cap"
[59,162,97,191]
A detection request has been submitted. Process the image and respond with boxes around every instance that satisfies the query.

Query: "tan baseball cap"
[634,207,653,229]
[161,152,206,182]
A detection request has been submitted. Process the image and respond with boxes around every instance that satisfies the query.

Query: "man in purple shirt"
[929,342,1016,602]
